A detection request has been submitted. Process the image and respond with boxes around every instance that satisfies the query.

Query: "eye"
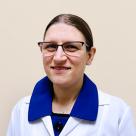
[64,43,80,52]
[43,43,57,52]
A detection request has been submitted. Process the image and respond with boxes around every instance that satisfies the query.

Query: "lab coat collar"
[28,74,98,122]
[70,75,98,121]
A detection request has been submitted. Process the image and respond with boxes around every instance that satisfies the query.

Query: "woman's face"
[42,23,95,88]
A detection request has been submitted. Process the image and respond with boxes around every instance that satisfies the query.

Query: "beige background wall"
[0,0,136,135]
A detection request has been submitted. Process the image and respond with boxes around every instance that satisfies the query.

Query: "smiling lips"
[51,66,71,70]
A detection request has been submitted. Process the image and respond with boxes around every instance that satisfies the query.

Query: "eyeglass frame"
[37,41,89,57]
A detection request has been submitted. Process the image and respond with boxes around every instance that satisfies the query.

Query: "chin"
[49,76,71,87]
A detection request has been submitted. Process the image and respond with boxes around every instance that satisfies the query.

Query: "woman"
[7,14,136,136]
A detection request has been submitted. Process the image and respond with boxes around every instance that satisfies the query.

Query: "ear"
[86,47,96,65]
[39,47,42,52]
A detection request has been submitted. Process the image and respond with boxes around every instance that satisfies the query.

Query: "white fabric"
[7,90,136,136]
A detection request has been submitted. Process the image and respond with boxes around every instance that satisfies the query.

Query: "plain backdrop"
[0,0,136,135]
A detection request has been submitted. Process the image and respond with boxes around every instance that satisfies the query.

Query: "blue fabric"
[51,113,70,136]
[70,75,98,121]
[28,74,98,122]
[28,77,53,121]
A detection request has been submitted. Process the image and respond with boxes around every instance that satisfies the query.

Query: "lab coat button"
[54,121,64,132]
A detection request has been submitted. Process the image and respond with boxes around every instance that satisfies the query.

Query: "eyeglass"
[38,41,89,57]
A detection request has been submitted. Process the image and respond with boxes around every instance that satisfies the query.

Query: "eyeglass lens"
[38,41,84,57]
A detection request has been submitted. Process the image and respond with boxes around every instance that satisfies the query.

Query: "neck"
[52,78,83,114]
[53,78,83,103]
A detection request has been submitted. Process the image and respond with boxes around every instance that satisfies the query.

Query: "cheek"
[71,52,88,65]
[42,56,52,71]
[70,56,87,72]
[70,60,86,83]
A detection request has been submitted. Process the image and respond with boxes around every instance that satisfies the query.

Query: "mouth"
[50,66,71,70]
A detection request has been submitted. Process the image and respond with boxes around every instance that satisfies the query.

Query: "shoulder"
[98,89,131,115]
[97,90,136,134]
[11,96,31,115]
[98,89,129,106]
[14,96,31,107]
[8,96,31,129]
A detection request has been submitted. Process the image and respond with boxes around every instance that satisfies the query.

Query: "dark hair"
[43,14,93,51]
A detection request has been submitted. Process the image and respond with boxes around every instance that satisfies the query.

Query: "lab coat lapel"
[59,91,110,136]
[41,116,54,136]
[59,117,81,136]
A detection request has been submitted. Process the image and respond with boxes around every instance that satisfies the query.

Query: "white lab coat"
[7,90,136,136]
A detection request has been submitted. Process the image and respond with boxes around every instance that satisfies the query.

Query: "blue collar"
[28,74,98,122]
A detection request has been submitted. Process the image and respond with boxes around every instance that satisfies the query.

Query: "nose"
[53,46,67,63]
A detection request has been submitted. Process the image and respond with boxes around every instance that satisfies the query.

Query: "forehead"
[44,23,85,43]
